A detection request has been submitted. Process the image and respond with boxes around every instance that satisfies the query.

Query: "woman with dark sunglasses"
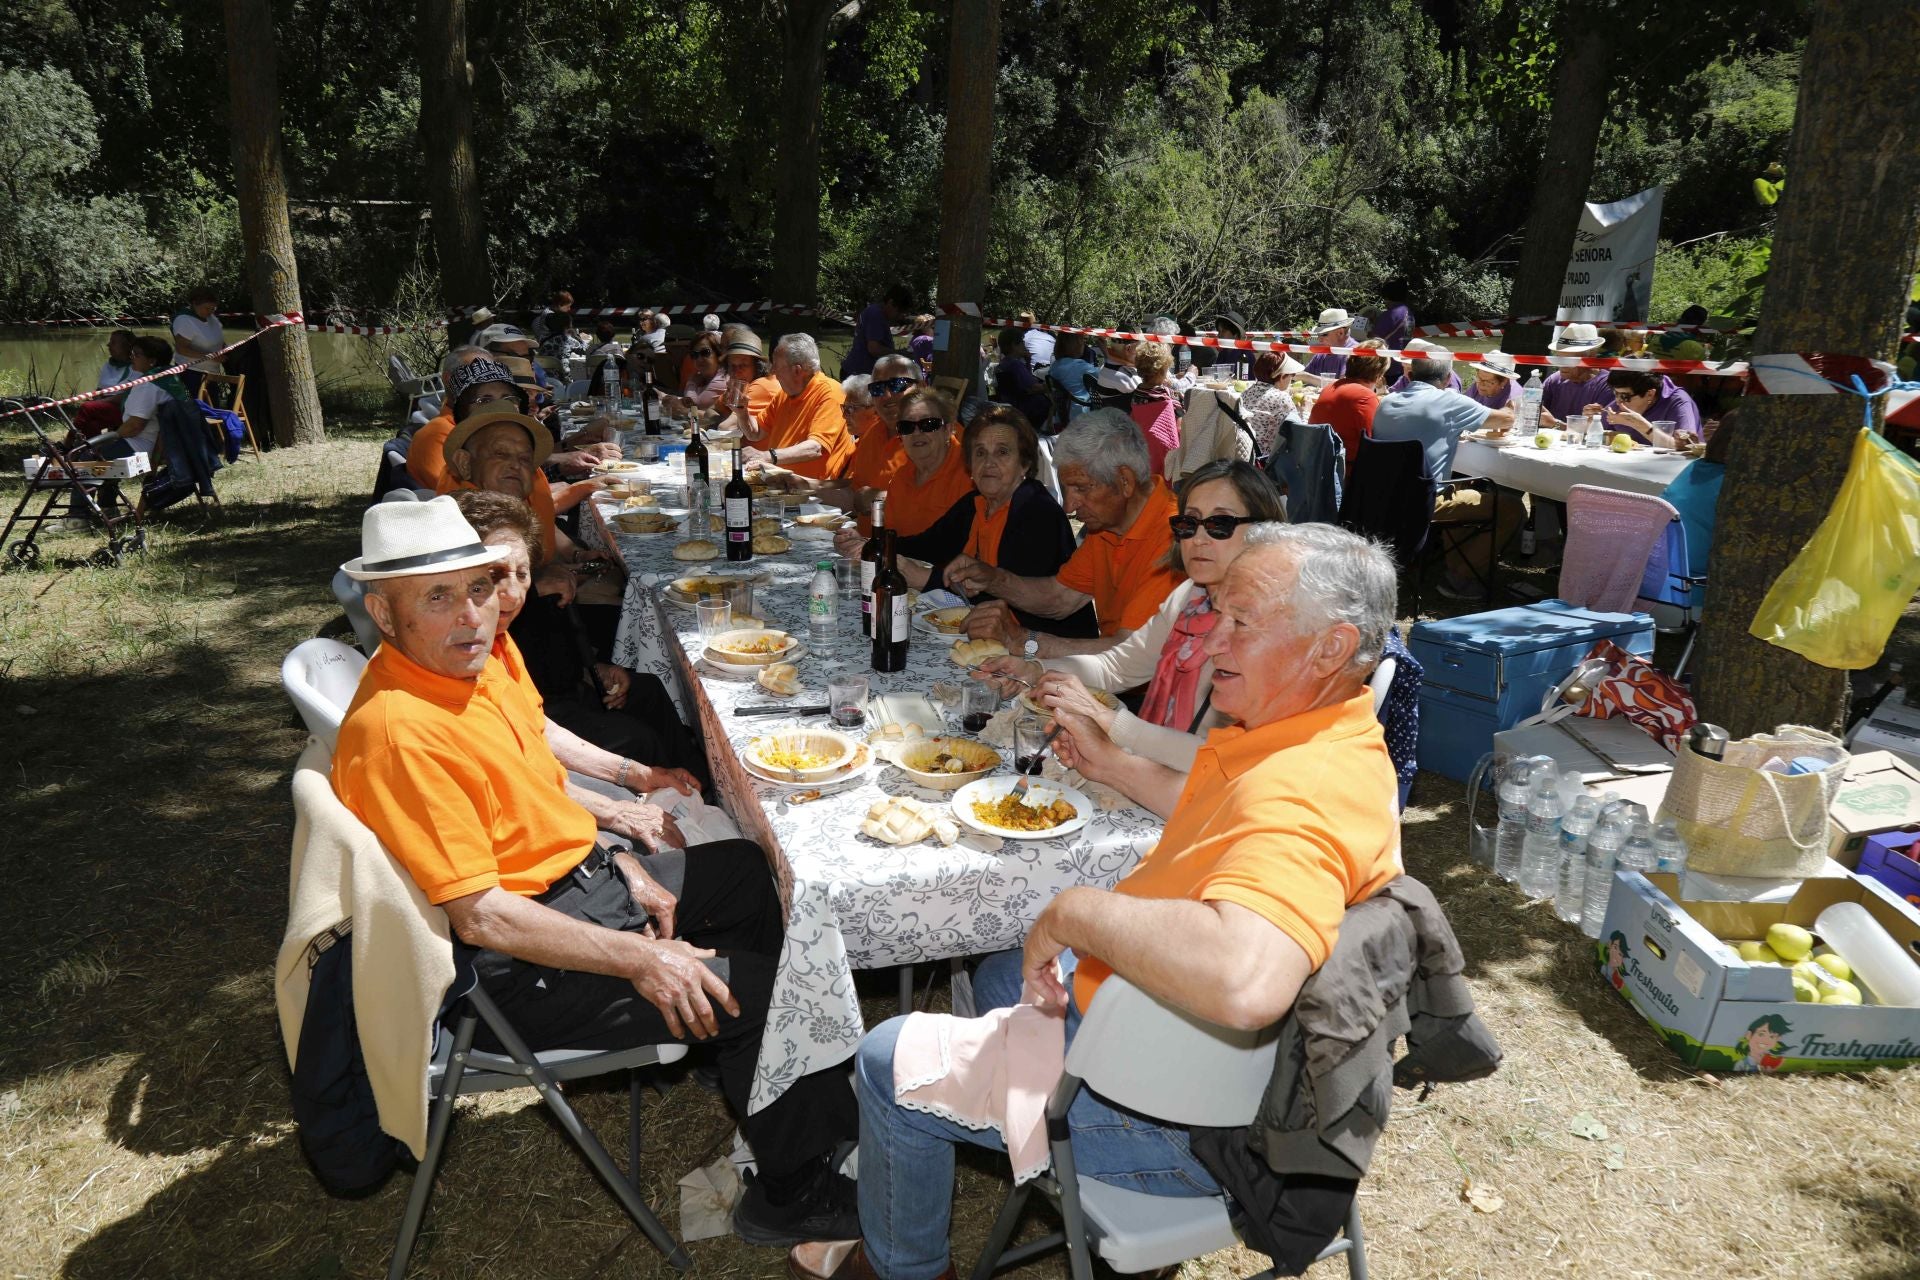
[972,459,1285,770]
[665,333,732,415]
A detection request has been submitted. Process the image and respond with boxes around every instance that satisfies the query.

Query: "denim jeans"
[855,950,1218,1280]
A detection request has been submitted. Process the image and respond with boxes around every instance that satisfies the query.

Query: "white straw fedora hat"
[1311,307,1352,334]
[342,494,509,582]
[1550,322,1604,353]
[1403,337,1454,360]
[1476,350,1521,381]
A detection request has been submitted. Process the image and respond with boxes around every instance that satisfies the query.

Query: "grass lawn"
[2,399,1918,1280]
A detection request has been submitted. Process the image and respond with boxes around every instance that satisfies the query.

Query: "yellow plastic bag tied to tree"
[1749,428,1920,669]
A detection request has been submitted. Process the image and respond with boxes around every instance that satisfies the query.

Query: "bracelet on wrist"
[616,758,634,788]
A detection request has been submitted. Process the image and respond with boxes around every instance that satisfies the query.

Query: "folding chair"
[281,638,368,750]
[0,397,146,569]
[970,975,1365,1280]
[199,371,263,459]
[1339,436,1494,615]
[1635,517,1707,679]
[932,374,971,410]
[1559,484,1677,614]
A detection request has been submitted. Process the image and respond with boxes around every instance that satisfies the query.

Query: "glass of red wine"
[1013,713,1049,775]
[959,682,999,734]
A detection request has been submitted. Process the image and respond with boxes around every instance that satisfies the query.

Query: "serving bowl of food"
[746,728,858,780]
[918,606,971,636]
[704,628,798,667]
[893,737,1002,791]
[951,777,1090,840]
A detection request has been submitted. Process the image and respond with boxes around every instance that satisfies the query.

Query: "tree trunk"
[767,1,843,307]
[419,0,490,341]
[1693,0,1920,736]
[931,0,1000,392]
[1501,2,1614,359]
[222,0,326,447]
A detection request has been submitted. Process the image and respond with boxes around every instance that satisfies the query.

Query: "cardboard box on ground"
[1597,868,1920,1074]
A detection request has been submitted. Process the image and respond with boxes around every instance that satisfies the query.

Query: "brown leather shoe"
[787,1241,955,1280]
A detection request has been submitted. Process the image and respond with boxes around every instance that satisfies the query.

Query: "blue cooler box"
[1409,600,1654,781]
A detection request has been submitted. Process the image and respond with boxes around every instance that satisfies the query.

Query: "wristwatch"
[769,447,780,466]
[1022,631,1040,661]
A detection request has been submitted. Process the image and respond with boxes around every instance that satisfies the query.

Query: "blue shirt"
[1370,382,1492,481]
[1659,460,1723,576]
[1046,358,1099,418]
[1390,370,1459,395]
[844,302,893,376]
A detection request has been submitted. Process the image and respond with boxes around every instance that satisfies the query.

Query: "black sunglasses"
[872,376,917,395]
[692,348,718,359]
[899,417,947,436]
[1170,513,1260,541]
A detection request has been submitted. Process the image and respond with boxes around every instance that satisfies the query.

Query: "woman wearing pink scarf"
[971,460,1285,769]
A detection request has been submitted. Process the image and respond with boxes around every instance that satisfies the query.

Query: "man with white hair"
[741,332,855,480]
[948,408,1176,652]
[702,312,723,334]
[787,521,1404,1280]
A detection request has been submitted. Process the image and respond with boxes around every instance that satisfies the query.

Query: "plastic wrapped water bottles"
[1619,816,1658,872]
[1651,820,1689,876]
[1556,795,1599,924]
[1581,812,1631,938]
[1494,757,1543,882]
[1518,776,1567,900]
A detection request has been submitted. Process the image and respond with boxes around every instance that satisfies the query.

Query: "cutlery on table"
[736,703,830,718]
[1011,724,1065,803]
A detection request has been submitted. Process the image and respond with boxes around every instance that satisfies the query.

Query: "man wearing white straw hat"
[330,496,862,1246]
[1462,349,1522,410]
[1388,338,1461,394]
[1301,307,1352,380]
[1538,322,1614,427]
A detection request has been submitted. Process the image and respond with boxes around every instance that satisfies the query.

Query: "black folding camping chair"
[0,398,146,569]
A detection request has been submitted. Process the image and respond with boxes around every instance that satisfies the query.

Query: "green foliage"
[1648,236,1771,323]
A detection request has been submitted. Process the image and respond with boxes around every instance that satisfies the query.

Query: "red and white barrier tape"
[0,313,304,419]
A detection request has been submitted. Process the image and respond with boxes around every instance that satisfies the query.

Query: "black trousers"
[471,840,856,1180]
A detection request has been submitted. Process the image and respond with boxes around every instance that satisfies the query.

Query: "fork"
[1011,724,1065,803]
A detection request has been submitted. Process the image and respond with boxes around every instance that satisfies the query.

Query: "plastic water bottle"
[1494,759,1536,883]
[1583,410,1605,449]
[1518,776,1566,900]
[1581,813,1629,938]
[1555,795,1598,924]
[1619,819,1658,873]
[808,560,838,645]
[1652,820,1689,877]
[1518,370,1543,433]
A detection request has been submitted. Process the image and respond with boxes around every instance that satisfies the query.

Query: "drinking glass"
[696,599,732,642]
[828,674,869,728]
[1012,714,1050,776]
[1649,419,1677,446]
[959,682,999,734]
[724,581,756,622]
[834,555,861,598]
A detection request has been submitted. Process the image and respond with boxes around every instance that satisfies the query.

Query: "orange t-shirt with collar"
[406,409,456,490]
[1074,691,1403,1012]
[433,469,559,561]
[744,375,780,420]
[883,434,975,538]
[847,411,905,491]
[1056,476,1181,635]
[963,494,1011,564]
[759,371,854,480]
[331,636,596,904]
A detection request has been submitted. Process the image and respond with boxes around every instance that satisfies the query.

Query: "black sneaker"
[733,1167,861,1247]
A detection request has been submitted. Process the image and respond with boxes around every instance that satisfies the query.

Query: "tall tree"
[222,0,326,447]
[420,0,490,337]
[931,0,1000,389]
[768,2,863,306]
[1501,1,1615,359]
[1694,0,1920,735]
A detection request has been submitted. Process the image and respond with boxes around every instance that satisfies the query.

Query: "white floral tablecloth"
[579,464,1157,1111]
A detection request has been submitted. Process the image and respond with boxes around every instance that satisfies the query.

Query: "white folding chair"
[280,638,368,751]
[329,569,384,654]
[971,975,1365,1280]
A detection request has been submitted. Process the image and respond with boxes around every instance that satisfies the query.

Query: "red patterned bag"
[1570,639,1697,751]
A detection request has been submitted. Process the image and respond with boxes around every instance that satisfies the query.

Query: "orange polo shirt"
[332,637,596,904]
[745,374,780,420]
[1057,477,1181,635]
[1074,690,1403,1012]
[435,470,559,561]
[759,371,854,480]
[847,410,905,491]
[884,434,975,537]
[963,494,1011,564]
[407,409,456,489]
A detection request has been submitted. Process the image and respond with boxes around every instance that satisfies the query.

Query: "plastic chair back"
[331,569,383,653]
[1064,976,1278,1128]
[1370,655,1397,717]
[1560,485,1678,613]
[282,638,368,750]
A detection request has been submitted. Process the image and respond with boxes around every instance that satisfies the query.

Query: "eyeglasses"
[898,417,947,436]
[1170,513,1260,541]
[692,348,718,360]
[871,376,917,395]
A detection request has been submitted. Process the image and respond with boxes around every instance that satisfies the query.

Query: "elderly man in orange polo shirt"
[788,521,1404,1280]
[741,332,855,481]
[331,497,860,1247]
[948,409,1180,657]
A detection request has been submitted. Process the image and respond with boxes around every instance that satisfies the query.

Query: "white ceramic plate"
[951,777,1092,841]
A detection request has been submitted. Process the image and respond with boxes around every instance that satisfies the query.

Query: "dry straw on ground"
[2,420,1918,1280]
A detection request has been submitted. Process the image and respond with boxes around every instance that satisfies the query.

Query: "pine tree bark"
[420,0,490,340]
[222,0,326,447]
[1501,2,1614,359]
[1693,0,1920,736]
[931,0,1000,390]
[767,1,849,307]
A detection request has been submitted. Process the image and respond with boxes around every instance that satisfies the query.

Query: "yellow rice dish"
[758,745,832,771]
[714,632,793,656]
[971,793,1077,832]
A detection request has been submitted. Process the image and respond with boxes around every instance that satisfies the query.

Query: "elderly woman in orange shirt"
[836,404,1097,638]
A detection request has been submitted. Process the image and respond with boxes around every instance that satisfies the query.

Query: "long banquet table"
[1453,434,1693,501]
[576,446,1157,1112]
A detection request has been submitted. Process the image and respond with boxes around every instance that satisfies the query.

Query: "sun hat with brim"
[723,330,767,361]
[1474,350,1520,381]
[1550,322,1604,353]
[1403,337,1454,361]
[477,322,534,349]
[342,494,509,582]
[443,399,555,468]
[491,355,545,392]
[1311,308,1352,334]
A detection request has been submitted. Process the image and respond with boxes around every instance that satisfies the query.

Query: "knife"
[736,703,830,718]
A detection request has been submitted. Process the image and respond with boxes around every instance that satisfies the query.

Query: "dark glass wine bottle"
[685,422,710,490]
[859,495,887,639]
[642,366,662,436]
[724,441,753,563]
[870,528,909,673]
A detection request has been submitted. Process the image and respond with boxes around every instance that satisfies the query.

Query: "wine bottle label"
[726,498,749,524]
[890,596,909,634]
[860,560,877,592]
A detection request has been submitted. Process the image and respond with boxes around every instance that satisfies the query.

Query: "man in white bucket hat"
[1538,322,1615,427]
[1302,307,1353,380]
[331,495,862,1246]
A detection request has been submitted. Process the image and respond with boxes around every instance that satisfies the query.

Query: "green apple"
[1535,431,1553,449]
[1792,975,1821,1003]
[1767,923,1815,963]
[1610,433,1634,453]
[1737,940,1781,964]
[1819,980,1862,1005]
[1793,960,1832,991]
[1814,952,1853,982]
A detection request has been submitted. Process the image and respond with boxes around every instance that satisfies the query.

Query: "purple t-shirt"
[844,302,894,376]
[1391,370,1460,394]
[1370,304,1413,348]
[1645,376,1703,438]
[1540,371,1614,423]
[1304,353,1348,378]
[1463,377,1519,410]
